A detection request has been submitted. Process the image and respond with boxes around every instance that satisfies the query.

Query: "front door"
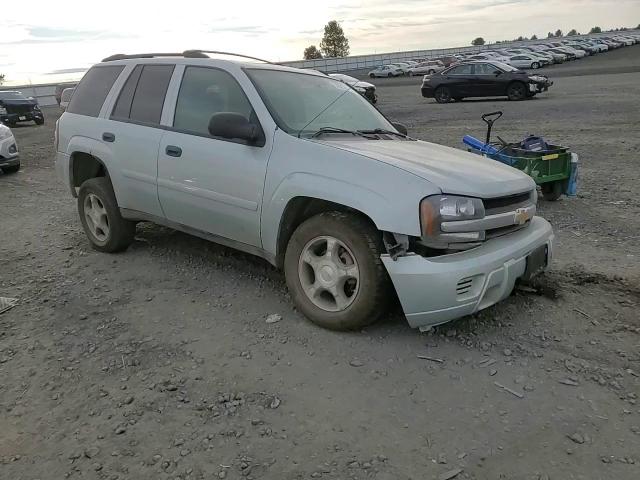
[471,63,505,96]
[157,66,271,248]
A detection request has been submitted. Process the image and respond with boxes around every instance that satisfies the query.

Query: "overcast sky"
[1,0,639,85]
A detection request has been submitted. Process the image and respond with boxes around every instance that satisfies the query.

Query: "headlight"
[420,195,485,246]
[0,125,12,140]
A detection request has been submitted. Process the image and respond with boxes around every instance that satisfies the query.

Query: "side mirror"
[208,112,259,144]
[494,70,503,76]
[393,122,408,136]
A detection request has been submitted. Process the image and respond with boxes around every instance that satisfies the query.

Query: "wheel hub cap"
[83,193,110,242]
[298,236,360,312]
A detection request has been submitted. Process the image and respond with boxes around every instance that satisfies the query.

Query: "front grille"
[7,104,34,115]
[483,192,531,214]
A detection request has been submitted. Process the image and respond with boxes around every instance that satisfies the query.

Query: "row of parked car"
[368,33,640,78]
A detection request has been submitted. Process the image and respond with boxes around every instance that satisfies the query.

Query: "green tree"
[0,73,5,86]
[471,37,485,46]
[531,34,538,40]
[567,29,578,36]
[589,26,602,33]
[303,45,323,60]
[547,32,554,38]
[320,21,350,58]
[637,24,640,29]
[555,29,563,37]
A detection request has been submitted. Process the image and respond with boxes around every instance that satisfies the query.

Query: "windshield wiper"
[358,128,408,139]
[310,127,378,139]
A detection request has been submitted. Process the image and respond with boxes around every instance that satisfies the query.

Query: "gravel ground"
[1,46,639,480]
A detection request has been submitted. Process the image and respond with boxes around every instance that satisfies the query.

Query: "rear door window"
[110,64,174,125]
[111,65,143,120]
[447,64,473,75]
[67,66,124,117]
[129,65,174,124]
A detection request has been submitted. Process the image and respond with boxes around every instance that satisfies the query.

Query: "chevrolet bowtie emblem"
[514,208,531,225]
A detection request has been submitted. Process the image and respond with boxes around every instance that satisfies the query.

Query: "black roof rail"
[183,50,275,64]
[101,50,275,64]
[101,53,185,62]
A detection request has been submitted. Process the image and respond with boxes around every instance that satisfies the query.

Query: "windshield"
[0,91,27,100]
[246,69,394,137]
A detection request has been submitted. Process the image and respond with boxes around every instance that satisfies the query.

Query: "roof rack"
[102,50,274,64]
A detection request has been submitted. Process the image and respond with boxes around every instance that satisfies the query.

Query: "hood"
[319,138,534,198]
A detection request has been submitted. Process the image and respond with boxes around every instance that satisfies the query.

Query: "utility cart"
[463,111,577,201]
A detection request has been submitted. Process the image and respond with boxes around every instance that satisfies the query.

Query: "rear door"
[157,65,271,248]
[102,64,175,217]
[442,64,475,96]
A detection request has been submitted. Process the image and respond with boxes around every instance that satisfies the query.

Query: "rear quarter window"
[67,66,124,117]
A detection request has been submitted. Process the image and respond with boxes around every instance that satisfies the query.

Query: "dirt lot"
[1,46,639,480]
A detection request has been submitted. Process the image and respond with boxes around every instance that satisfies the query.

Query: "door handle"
[102,132,115,142]
[165,145,182,157]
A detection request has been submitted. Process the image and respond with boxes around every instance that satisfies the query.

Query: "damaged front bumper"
[381,216,554,330]
[529,76,553,93]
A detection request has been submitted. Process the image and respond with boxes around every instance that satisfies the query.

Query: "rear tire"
[507,82,527,101]
[387,72,393,77]
[531,62,540,69]
[453,97,464,102]
[35,118,44,125]
[541,181,563,201]
[434,86,452,103]
[2,163,20,174]
[78,177,135,252]
[369,73,375,78]
[284,211,390,331]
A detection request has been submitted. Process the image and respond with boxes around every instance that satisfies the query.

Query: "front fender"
[261,171,425,256]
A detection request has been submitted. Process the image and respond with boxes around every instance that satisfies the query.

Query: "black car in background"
[0,91,45,126]
[421,61,553,103]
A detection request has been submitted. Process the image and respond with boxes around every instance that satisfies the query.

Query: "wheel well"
[71,152,108,189]
[275,197,378,268]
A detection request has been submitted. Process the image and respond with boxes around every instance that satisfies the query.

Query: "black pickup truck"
[0,91,45,126]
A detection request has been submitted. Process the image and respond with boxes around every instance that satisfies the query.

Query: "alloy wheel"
[298,235,360,312]
[83,193,110,242]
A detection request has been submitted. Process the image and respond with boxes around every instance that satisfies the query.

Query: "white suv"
[55,51,554,331]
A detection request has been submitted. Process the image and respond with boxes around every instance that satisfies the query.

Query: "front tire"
[284,211,390,331]
[434,86,452,103]
[78,177,135,252]
[531,62,540,69]
[507,82,527,101]
[369,73,375,78]
[35,118,44,125]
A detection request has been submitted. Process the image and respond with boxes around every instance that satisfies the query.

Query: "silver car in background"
[368,64,404,78]
[409,61,445,76]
